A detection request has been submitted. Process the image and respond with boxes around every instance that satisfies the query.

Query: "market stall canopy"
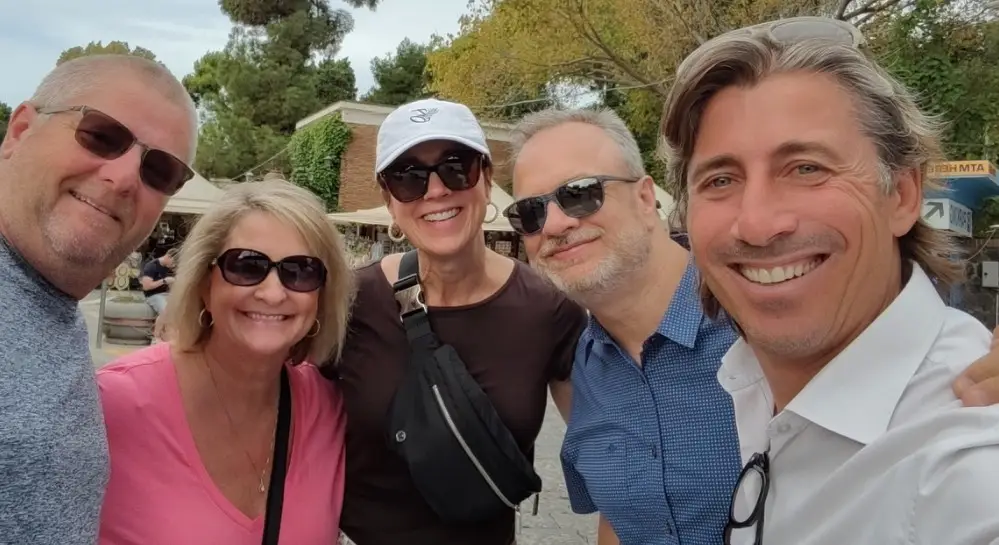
[328,185,517,232]
[654,184,678,228]
[164,173,226,215]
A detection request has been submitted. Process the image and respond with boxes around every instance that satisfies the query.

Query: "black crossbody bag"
[385,250,543,523]
[261,366,292,545]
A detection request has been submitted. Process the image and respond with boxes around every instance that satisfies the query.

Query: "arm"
[140,276,166,291]
[597,515,621,545]
[549,379,572,423]
[548,297,588,423]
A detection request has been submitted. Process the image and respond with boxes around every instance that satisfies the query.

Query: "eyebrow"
[688,140,845,183]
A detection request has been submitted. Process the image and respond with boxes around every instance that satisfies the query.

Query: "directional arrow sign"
[924,201,944,219]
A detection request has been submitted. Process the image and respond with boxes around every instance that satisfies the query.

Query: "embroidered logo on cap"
[409,108,439,123]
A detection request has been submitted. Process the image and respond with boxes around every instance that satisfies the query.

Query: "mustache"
[711,233,844,262]
[538,227,603,258]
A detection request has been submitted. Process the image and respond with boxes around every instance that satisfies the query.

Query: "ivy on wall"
[289,113,352,212]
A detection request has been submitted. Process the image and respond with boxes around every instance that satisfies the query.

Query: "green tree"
[361,38,432,106]
[184,0,376,180]
[0,101,11,142]
[57,41,158,65]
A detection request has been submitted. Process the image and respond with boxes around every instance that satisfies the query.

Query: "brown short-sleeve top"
[326,257,586,545]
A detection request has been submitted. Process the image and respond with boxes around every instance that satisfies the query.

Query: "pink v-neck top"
[96,343,346,545]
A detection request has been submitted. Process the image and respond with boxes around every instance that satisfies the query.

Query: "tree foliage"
[57,41,158,65]
[361,38,433,106]
[426,0,916,180]
[289,114,352,211]
[184,0,377,180]
[0,102,11,142]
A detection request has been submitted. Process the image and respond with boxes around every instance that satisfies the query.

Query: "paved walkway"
[82,293,596,544]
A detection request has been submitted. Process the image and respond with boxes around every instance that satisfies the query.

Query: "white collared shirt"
[719,263,999,545]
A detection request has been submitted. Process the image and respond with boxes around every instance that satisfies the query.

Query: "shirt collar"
[584,259,705,351]
[719,262,946,445]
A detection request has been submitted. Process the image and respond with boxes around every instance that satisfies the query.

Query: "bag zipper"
[430,384,517,509]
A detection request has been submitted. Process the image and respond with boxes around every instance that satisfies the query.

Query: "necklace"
[204,354,279,494]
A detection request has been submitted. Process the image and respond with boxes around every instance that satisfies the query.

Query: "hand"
[164,276,175,285]
[953,325,999,407]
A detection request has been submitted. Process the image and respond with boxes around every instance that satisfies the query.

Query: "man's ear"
[890,167,922,238]
[1,102,40,160]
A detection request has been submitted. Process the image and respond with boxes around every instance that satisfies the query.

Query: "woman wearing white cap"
[325,98,587,545]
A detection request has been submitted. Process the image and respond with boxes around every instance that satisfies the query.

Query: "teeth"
[72,192,113,217]
[246,312,286,321]
[740,258,822,285]
[422,208,460,222]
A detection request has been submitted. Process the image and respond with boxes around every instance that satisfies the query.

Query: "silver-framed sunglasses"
[709,16,865,49]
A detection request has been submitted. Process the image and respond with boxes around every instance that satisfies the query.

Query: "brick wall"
[337,122,515,212]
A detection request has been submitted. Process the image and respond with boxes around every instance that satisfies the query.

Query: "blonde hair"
[165,180,355,365]
[659,31,962,319]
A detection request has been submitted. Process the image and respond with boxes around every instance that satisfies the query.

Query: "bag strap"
[261,366,292,545]
[392,250,436,349]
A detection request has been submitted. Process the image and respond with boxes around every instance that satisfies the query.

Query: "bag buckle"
[393,272,427,319]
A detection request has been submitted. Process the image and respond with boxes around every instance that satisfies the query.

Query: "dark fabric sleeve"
[139,260,158,280]
[548,296,588,382]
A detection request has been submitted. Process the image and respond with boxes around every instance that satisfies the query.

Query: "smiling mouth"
[70,190,119,221]
[422,208,461,222]
[736,256,827,285]
[242,311,290,322]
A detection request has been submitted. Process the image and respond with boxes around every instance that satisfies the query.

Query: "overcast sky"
[0,0,468,106]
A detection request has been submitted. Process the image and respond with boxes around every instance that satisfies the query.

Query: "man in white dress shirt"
[661,16,999,545]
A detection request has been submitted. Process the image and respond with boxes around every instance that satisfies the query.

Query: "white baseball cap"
[375,98,492,173]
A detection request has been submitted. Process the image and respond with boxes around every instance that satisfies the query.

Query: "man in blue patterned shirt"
[504,106,999,545]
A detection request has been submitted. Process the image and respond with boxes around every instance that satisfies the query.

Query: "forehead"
[72,73,194,163]
[690,72,865,170]
[396,139,470,164]
[225,211,311,259]
[513,122,627,198]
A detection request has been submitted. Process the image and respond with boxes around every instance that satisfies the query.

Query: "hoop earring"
[307,319,321,338]
[483,202,499,224]
[198,309,214,328]
[388,223,407,243]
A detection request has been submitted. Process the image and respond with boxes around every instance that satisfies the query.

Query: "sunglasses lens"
[277,256,327,293]
[218,249,270,286]
[508,198,548,235]
[141,149,193,196]
[381,169,429,203]
[437,153,481,192]
[556,177,605,218]
[75,111,133,159]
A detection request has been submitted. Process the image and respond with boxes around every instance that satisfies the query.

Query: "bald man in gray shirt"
[0,54,198,544]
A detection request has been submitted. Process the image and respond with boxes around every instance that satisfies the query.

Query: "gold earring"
[306,319,321,338]
[388,223,406,242]
[198,309,214,328]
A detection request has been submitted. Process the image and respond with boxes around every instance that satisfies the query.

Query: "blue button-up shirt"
[560,261,741,545]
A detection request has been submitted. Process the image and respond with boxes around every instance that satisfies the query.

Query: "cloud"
[0,0,466,106]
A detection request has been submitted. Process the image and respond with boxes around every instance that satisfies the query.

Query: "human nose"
[731,176,797,246]
[96,146,144,196]
[423,171,451,199]
[253,268,289,304]
[540,199,580,237]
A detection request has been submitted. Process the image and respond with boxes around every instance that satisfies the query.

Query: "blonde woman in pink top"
[97,180,355,545]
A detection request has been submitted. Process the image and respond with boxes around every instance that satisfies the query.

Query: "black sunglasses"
[724,450,770,545]
[212,248,327,293]
[503,175,641,235]
[37,105,194,196]
[378,148,486,203]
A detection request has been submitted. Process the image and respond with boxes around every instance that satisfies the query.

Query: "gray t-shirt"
[0,236,108,544]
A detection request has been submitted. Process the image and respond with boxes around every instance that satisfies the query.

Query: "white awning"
[164,173,225,215]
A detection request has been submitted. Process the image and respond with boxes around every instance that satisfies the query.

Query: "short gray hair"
[659,32,962,319]
[30,55,198,162]
[510,108,646,180]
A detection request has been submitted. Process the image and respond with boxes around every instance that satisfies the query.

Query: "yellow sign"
[927,160,997,178]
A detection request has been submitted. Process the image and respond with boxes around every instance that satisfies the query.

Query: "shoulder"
[924,307,992,374]
[97,343,174,416]
[907,408,999,542]
[288,363,345,425]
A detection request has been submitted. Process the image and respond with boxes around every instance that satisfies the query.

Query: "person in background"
[141,247,177,315]
[329,98,587,545]
[665,16,999,544]
[97,180,355,544]
[0,54,197,544]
